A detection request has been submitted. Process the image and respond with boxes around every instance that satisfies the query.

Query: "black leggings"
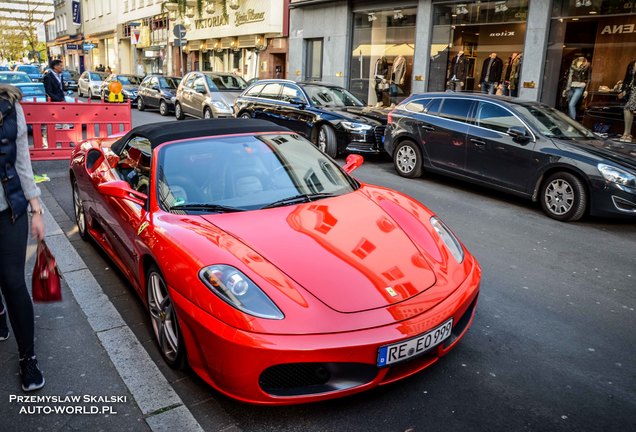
[0,209,35,358]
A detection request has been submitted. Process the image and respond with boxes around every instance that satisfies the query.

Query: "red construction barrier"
[22,100,132,161]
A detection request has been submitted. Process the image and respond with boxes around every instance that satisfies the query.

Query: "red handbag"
[32,240,62,302]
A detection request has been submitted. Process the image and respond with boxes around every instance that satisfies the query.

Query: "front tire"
[203,107,212,119]
[137,97,145,111]
[540,172,587,221]
[87,89,92,99]
[175,102,185,120]
[317,125,338,158]
[394,140,423,178]
[72,179,89,241]
[159,100,168,116]
[239,112,251,119]
[147,265,185,369]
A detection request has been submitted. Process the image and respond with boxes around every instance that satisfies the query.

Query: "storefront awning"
[352,43,415,57]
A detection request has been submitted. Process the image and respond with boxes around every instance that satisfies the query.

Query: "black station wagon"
[384,93,636,222]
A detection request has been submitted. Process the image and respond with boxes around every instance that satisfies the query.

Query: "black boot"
[19,356,45,392]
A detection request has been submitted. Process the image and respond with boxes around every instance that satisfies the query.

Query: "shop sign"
[235,9,265,27]
[479,23,526,46]
[66,43,78,50]
[195,15,230,30]
[83,43,95,50]
[600,23,636,35]
[72,0,81,25]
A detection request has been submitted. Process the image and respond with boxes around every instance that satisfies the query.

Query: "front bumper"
[342,125,386,154]
[590,179,636,217]
[171,260,480,405]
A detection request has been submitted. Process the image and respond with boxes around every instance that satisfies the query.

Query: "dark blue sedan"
[384,93,636,221]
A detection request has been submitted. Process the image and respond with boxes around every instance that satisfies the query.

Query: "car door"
[191,75,208,118]
[254,82,284,123]
[105,136,152,280]
[147,76,161,108]
[277,84,314,139]
[79,72,88,94]
[181,74,198,115]
[418,97,474,174]
[465,101,537,193]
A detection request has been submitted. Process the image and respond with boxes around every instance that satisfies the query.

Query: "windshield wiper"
[260,193,338,209]
[169,203,246,213]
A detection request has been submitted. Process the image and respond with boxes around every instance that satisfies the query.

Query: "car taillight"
[387,111,393,124]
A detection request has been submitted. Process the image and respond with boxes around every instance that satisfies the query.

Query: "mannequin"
[390,55,407,104]
[509,53,523,97]
[503,52,521,96]
[448,50,468,92]
[563,56,591,120]
[480,53,503,95]
[374,57,390,104]
[618,59,636,142]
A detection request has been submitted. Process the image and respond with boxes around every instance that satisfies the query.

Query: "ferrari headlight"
[341,121,373,132]
[211,101,231,111]
[430,216,464,263]
[598,163,636,187]
[199,265,284,319]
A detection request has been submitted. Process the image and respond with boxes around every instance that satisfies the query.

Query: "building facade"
[82,0,118,72]
[289,0,636,117]
[47,0,84,72]
[119,0,168,75]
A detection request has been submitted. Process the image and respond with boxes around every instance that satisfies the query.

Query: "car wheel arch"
[532,164,591,203]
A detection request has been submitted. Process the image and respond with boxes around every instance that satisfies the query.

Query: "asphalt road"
[33,106,636,432]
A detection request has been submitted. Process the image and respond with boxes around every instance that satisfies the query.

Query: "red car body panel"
[70,129,481,405]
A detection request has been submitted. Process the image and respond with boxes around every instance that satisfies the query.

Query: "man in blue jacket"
[43,60,65,102]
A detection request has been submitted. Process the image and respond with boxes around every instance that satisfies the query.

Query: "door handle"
[420,125,435,132]
[471,138,486,148]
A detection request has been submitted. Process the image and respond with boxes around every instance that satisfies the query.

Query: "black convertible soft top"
[110,119,291,155]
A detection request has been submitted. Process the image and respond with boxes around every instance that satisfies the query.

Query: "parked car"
[234,79,388,158]
[100,74,142,103]
[385,93,636,221]
[69,118,480,404]
[14,64,42,82]
[137,74,181,115]
[174,71,247,120]
[0,66,9,71]
[78,71,109,99]
[0,71,75,103]
[42,69,80,91]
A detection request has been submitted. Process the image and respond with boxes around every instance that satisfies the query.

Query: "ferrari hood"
[202,192,437,313]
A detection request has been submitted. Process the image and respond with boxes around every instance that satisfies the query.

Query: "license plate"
[377,319,453,367]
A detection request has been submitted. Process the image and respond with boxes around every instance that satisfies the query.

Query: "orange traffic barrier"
[22,99,132,161]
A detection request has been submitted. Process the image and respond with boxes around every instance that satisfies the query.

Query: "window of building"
[349,8,417,107]
[428,1,528,95]
[541,0,636,129]
[305,38,323,81]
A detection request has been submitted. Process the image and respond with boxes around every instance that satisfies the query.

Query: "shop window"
[305,38,323,81]
[542,2,636,131]
[349,8,416,107]
[428,1,528,94]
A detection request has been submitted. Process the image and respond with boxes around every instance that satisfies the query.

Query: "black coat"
[479,56,503,84]
[43,72,65,102]
[449,54,468,81]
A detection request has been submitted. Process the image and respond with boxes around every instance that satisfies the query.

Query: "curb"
[41,205,205,431]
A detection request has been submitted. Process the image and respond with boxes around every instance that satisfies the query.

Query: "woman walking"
[0,84,46,391]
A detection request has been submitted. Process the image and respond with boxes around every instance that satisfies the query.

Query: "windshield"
[90,72,107,80]
[116,75,141,85]
[206,74,247,91]
[157,133,357,213]
[0,73,31,84]
[17,65,39,75]
[159,77,180,88]
[303,85,364,107]
[515,104,597,140]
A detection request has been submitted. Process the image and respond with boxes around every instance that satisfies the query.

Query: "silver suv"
[175,71,247,120]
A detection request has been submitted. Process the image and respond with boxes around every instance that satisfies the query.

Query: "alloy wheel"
[318,128,327,152]
[159,100,168,116]
[396,145,417,174]
[544,178,574,216]
[147,271,180,364]
[72,181,87,239]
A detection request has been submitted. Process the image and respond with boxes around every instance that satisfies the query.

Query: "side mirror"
[343,154,364,174]
[152,85,160,91]
[66,90,74,95]
[507,126,531,144]
[98,180,147,206]
[195,86,207,94]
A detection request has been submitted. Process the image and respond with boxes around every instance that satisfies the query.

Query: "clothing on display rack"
[509,53,522,97]
[503,53,521,96]
[448,51,468,92]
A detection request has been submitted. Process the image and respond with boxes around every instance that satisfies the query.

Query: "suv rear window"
[438,99,473,122]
